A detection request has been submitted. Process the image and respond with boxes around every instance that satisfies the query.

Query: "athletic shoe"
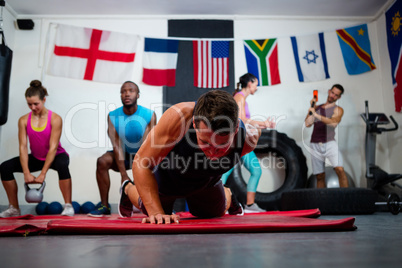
[228,193,244,216]
[0,205,21,218]
[118,179,135,218]
[61,203,75,216]
[88,204,111,217]
[244,203,266,213]
[133,205,142,214]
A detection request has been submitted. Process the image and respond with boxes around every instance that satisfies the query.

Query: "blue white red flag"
[142,38,179,87]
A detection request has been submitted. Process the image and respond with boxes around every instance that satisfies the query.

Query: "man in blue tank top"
[118,90,261,224]
[305,84,349,188]
[89,81,156,217]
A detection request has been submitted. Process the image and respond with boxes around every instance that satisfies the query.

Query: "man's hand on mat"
[142,213,180,224]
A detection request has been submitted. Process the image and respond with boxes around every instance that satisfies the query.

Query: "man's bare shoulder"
[335,105,344,112]
[170,102,196,114]
[333,105,344,116]
[162,102,195,122]
[153,102,195,137]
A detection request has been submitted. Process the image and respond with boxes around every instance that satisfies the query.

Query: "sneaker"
[119,179,135,218]
[132,205,141,214]
[244,203,266,213]
[228,193,244,216]
[61,203,75,216]
[0,205,21,218]
[88,204,111,217]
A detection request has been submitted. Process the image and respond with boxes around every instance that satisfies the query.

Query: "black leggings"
[0,153,71,181]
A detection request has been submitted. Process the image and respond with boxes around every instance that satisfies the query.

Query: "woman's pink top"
[26,110,67,161]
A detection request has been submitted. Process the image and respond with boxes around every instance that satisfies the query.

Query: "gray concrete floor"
[0,212,401,268]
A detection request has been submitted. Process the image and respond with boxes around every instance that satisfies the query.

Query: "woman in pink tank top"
[0,80,74,218]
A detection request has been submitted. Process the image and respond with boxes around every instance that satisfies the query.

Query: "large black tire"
[227,130,308,210]
[281,188,378,215]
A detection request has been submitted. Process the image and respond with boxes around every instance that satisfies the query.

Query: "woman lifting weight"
[0,80,74,217]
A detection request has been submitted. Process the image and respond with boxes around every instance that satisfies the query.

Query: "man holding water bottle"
[304,84,349,188]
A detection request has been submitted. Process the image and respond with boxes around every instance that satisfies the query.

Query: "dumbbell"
[375,193,401,215]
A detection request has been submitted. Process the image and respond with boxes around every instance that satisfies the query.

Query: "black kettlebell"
[24,181,46,203]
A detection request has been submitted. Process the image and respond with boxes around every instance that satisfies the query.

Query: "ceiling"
[3,0,394,19]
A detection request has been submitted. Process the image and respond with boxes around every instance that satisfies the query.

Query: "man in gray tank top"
[305,84,349,188]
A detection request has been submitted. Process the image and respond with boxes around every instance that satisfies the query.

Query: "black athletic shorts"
[138,170,226,219]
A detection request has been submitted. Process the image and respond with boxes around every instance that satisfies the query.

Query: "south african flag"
[243,39,281,86]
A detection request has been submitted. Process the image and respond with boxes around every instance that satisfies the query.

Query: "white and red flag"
[48,24,139,84]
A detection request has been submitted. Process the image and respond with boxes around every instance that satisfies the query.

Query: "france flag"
[142,38,179,87]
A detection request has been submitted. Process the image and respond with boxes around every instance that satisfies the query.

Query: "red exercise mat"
[45,213,355,235]
[0,209,356,236]
[174,209,321,218]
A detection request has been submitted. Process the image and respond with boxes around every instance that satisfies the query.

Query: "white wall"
[0,10,400,206]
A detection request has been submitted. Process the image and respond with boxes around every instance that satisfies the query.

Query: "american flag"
[193,40,229,88]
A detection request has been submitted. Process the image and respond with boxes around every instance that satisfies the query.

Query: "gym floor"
[0,212,400,268]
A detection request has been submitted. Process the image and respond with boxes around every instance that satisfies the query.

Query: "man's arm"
[309,106,344,128]
[240,122,261,157]
[305,98,316,128]
[107,115,130,182]
[133,102,194,223]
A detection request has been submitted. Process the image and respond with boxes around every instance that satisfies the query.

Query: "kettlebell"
[24,181,46,203]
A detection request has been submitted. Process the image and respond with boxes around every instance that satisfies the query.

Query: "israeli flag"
[291,33,330,82]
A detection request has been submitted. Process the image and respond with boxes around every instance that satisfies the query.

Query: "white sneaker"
[0,205,21,218]
[61,203,75,216]
[244,203,266,213]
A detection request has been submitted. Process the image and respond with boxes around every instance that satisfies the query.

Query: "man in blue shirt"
[89,81,156,216]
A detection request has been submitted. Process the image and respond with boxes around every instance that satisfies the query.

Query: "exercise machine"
[361,101,402,214]
[361,100,401,188]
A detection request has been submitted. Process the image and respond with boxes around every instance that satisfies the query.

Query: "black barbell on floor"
[375,194,401,215]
